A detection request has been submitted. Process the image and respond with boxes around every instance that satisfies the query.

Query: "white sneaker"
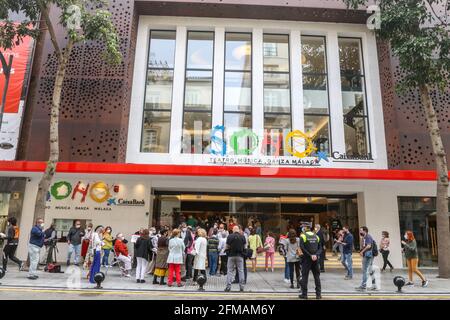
[284,279,290,283]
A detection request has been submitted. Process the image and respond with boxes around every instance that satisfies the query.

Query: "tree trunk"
[420,84,450,279]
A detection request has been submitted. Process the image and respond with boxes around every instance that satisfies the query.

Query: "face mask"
[182,228,187,232]
[40,223,45,229]
[404,235,408,240]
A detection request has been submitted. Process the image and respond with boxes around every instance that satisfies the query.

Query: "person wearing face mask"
[337,226,354,280]
[81,223,93,264]
[101,226,113,266]
[66,220,85,267]
[355,226,374,291]
[1,217,24,271]
[27,218,45,280]
[114,233,132,277]
[146,227,159,275]
[402,230,428,287]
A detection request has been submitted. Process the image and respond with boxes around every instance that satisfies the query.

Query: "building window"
[302,36,331,154]
[224,33,252,154]
[263,34,291,156]
[182,31,214,154]
[338,37,370,157]
[141,30,176,153]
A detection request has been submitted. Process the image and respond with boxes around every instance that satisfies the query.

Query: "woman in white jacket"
[193,228,207,282]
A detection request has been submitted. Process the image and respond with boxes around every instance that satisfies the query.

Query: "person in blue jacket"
[28,217,45,280]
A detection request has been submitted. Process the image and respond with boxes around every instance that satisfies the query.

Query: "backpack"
[45,263,62,273]
[13,226,20,239]
[372,240,378,257]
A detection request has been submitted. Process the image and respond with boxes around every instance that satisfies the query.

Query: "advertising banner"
[0,34,33,160]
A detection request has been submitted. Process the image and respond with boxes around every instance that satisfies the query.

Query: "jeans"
[28,244,41,277]
[102,249,111,266]
[284,257,290,280]
[288,261,301,285]
[136,257,149,280]
[208,252,218,275]
[67,243,81,264]
[227,256,244,288]
[361,255,373,288]
[342,253,353,277]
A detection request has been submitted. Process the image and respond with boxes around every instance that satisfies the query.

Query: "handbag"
[264,244,271,251]
[244,248,253,259]
[256,246,265,254]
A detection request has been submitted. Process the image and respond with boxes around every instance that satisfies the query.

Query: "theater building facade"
[1,0,450,268]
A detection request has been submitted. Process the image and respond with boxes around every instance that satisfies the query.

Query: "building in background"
[0,0,449,268]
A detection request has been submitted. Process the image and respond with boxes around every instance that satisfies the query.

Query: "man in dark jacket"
[299,225,323,299]
[28,217,45,280]
[66,220,84,266]
[315,224,326,272]
[225,226,246,292]
[1,217,23,271]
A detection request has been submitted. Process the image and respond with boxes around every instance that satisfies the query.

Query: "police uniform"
[299,231,322,299]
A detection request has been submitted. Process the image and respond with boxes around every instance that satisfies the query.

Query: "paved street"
[1,263,450,300]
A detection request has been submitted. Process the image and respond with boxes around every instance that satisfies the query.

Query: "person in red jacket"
[114,233,132,277]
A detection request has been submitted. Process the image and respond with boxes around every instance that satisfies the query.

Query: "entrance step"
[255,252,362,269]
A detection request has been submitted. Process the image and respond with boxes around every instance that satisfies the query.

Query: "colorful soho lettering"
[210,125,317,158]
[50,181,111,203]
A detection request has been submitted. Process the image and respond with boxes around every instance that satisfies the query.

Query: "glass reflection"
[225,33,252,71]
[187,31,214,70]
[148,31,176,69]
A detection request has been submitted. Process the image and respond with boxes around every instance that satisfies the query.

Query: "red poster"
[0,35,33,114]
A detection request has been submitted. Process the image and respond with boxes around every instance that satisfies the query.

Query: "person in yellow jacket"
[248,228,263,272]
[102,226,113,266]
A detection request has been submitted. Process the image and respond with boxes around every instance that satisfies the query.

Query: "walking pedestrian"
[402,230,428,287]
[135,229,153,283]
[89,226,104,283]
[101,226,113,266]
[66,220,84,266]
[193,228,208,282]
[248,228,263,273]
[356,226,375,291]
[167,228,185,287]
[264,231,275,272]
[207,229,219,276]
[338,226,354,279]
[153,228,169,285]
[1,217,23,271]
[224,226,246,292]
[27,218,45,280]
[299,225,322,299]
[380,231,394,272]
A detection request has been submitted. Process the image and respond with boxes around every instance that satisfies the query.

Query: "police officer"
[299,225,322,299]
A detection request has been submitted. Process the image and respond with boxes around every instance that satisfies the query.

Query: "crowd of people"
[0,215,431,295]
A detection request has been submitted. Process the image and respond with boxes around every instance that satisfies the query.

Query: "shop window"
[141,30,176,153]
[263,34,291,156]
[182,31,215,154]
[0,193,10,233]
[338,37,371,156]
[302,36,331,154]
[224,33,253,153]
[398,197,450,267]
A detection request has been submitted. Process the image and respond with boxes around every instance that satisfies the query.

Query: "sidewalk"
[1,265,450,295]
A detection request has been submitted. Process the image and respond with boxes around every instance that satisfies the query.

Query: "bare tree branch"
[38,1,62,61]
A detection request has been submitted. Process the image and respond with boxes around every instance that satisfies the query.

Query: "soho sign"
[210,126,318,158]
